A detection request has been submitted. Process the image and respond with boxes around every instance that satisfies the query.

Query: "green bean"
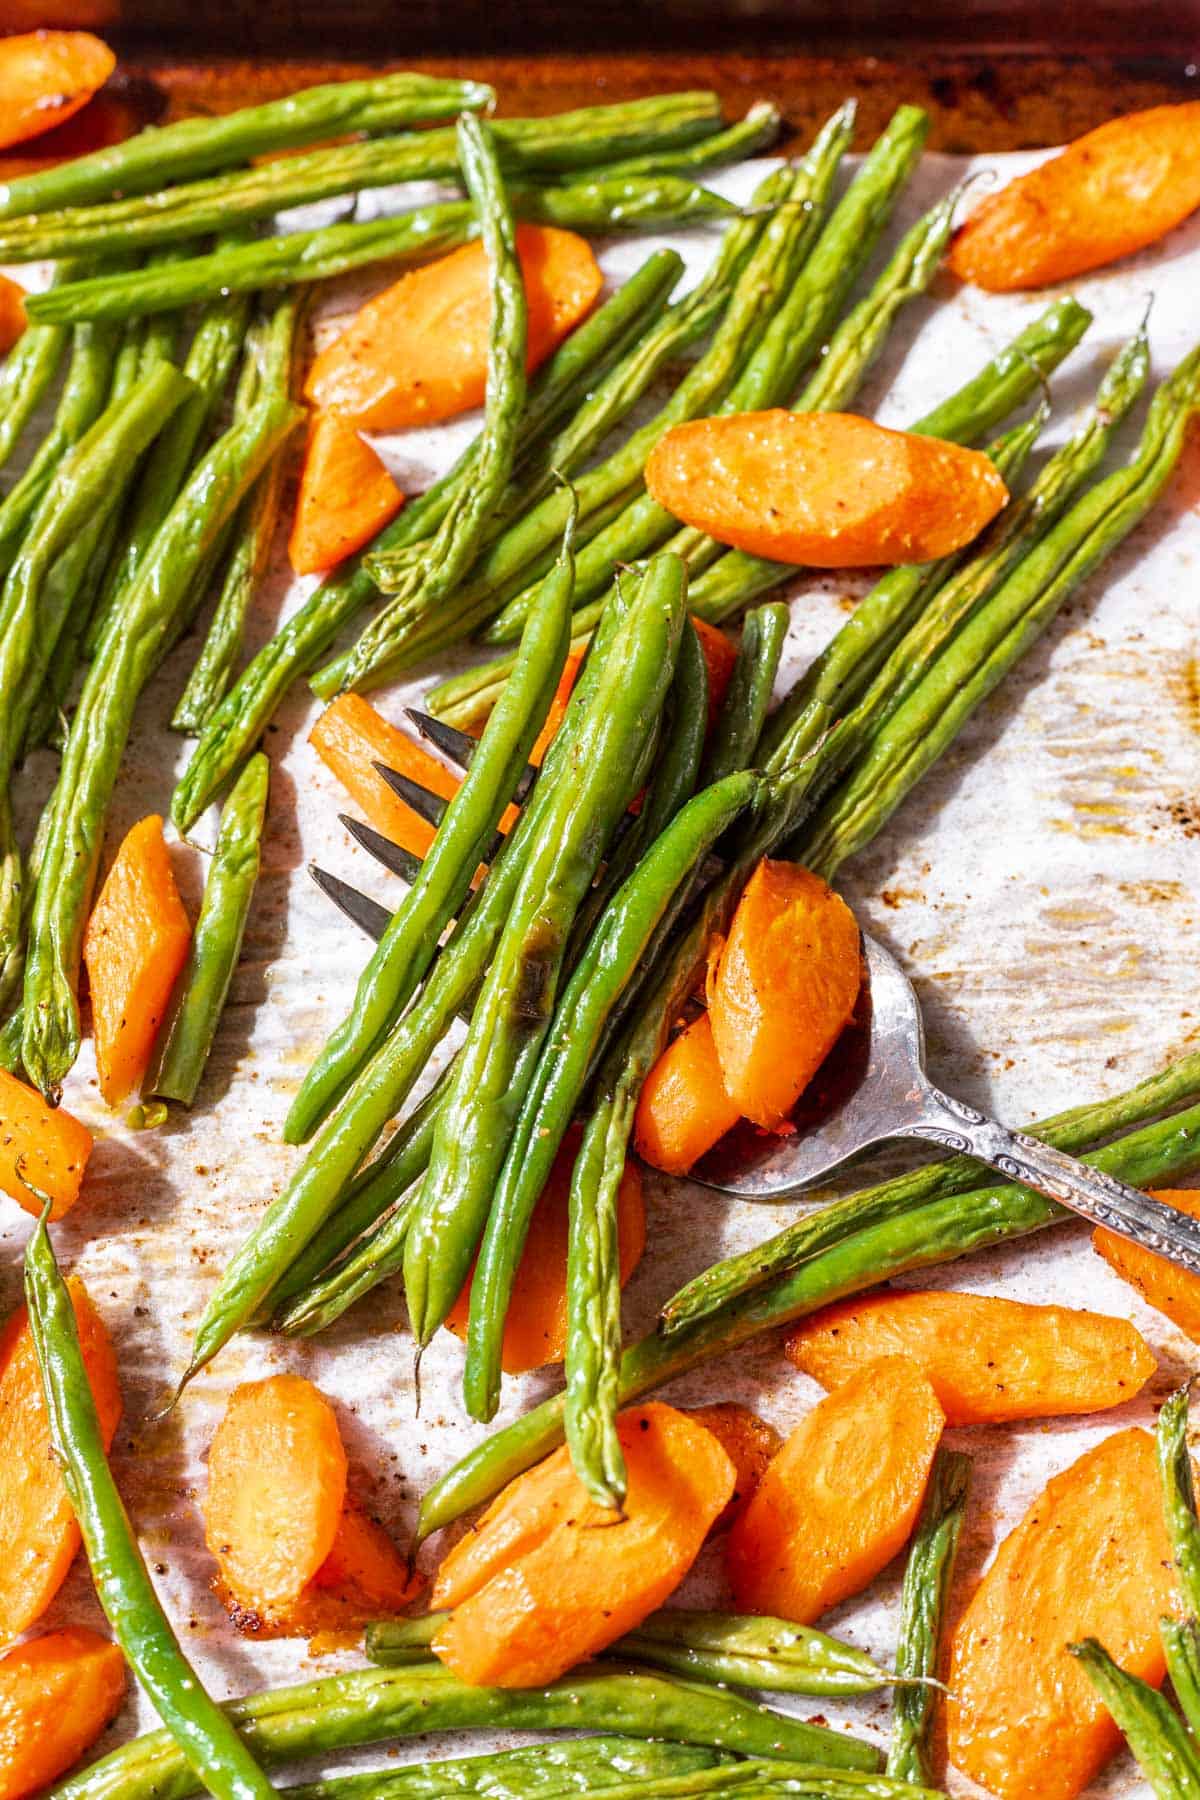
[1162,1617,1200,1745]
[0,1005,20,1073]
[1070,1638,1200,1800]
[48,1661,879,1800]
[579,99,781,180]
[1156,1381,1200,1735]
[23,1198,278,1799]
[417,1079,1200,1540]
[702,601,789,784]
[563,1776,937,1800]
[284,1738,729,1800]
[0,321,68,471]
[887,1449,970,1786]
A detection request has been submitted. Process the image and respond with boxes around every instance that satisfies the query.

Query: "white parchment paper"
[6,142,1200,1795]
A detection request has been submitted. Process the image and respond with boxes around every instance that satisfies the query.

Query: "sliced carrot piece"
[288,411,403,576]
[0,1627,126,1800]
[687,1402,782,1531]
[1093,1187,1200,1340]
[0,31,115,153]
[445,1122,644,1373]
[786,1289,1155,1425]
[306,224,603,431]
[310,693,464,859]
[0,276,26,358]
[646,411,1008,570]
[0,87,141,181]
[691,617,738,729]
[946,1427,1177,1800]
[949,102,1200,291]
[727,1356,943,1624]
[431,1402,734,1687]
[0,1067,92,1221]
[82,814,190,1107]
[0,1278,121,1644]
[530,646,584,766]
[709,858,861,1130]
[204,1373,347,1612]
[632,1010,740,1177]
[225,1491,423,1638]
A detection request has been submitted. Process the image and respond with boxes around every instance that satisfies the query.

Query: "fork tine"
[340,813,425,884]
[406,707,539,802]
[373,761,449,828]
[309,864,392,941]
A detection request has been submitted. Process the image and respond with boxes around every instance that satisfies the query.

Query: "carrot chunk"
[204,1373,348,1613]
[949,102,1200,291]
[228,1491,423,1639]
[310,693,464,859]
[306,224,603,430]
[687,1401,782,1531]
[646,411,1008,569]
[691,617,738,728]
[445,1123,644,1374]
[431,1402,734,1687]
[0,1627,125,1800]
[727,1356,943,1624]
[288,411,403,576]
[529,647,584,766]
[1093,1187,1200,1340]
[633,1011,741,1177]
[0,1278,121,1644]
[0,275,26,358]
[708,859,861,1130]
[0,31,115,153]
[82,814,190,1106]
[946,1428,1177,1800]
[0,1067,92,1221]
[786,1289,1155,1425]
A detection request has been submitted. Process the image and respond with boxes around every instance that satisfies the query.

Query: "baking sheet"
[6,141,1200,1795]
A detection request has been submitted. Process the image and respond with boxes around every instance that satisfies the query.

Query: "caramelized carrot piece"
[431,1403,734,1687]
[949,102,1200,291]
[946,1428,1178,1800]
[288,411,403,576]
[0,1627,125,1800]
[646,411,1008,569]
[310,693,464,858]
[0,1279,121,1644]
[306,224,603,430]
[727,1356,944,1624]
[0,276,26,358]
[445,1123,644,1373]
[687,1401,782,1531]
[632,1010,740,1176]
[0,31,115,153]
[0,87,141,181]
[0,1068,92,1221]
[786,1289,1155,1425]
[82,814,190,1107]
[1093,1187,1200,1340]
[226,1492,423,1639]
[690,616,738,728]
[530,647,584,766]
[204,1373,347,1612]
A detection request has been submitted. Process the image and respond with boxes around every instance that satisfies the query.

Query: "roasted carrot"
[0,1068,92,1221]
[708,859,861,1130]
[204,1373,347,1614]
[632,1010,741,1177]
[0,275,26,357]
[0,31,115,153]
[949,102,1200,291]
[82,814,191,1107]
[445,1123,645,1374]
[691,617,738,729]
[0,1627,126,1800]
[0,1278,121,1643]
[529,646,584,766]
[288,411,404,576]
[430,1402,734,1687]
[1093,1187,1200,1340]
[946,1428,1178,1800]
[727,1357,943,1624]
[687,1402,782,1531]
[225,1491,422,1639]
[0,87,140,181]
[646,411,1008,569]
[786,1289,1155,1425]
[311,693,463,858]
[306,224,603,430]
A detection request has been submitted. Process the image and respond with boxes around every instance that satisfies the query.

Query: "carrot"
[646,411,1009,570]
[727,1356,943,1624]
[204,1373,347,1613]
[0,87,140,181]
[0,1627,125,1800]
[785,1289,1156,1425]
[529,646,584,766]
[949,102,1200,291]
[225,1492,423,1639]
[1093,1187,1200,1340]
[0,1278,121,1644]
[0,275,26,357]
[632,1010,741,1177]
[288,410,403,576]
[687,1402,782,1531]
[311,692,464,859]
[431,1402,734,1687]
[0,1068,92,1221]
[445,1122,644,1374]
[306,224,603,430]
[946,1428,1178,1800]
[82,814,191,1107]
[0,31,115,153]
[708,859,861,1130]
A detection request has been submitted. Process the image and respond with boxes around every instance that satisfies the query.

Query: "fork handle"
[898,1082,1200,1277]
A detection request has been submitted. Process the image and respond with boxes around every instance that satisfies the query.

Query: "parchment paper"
[6,142,1200,1796]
